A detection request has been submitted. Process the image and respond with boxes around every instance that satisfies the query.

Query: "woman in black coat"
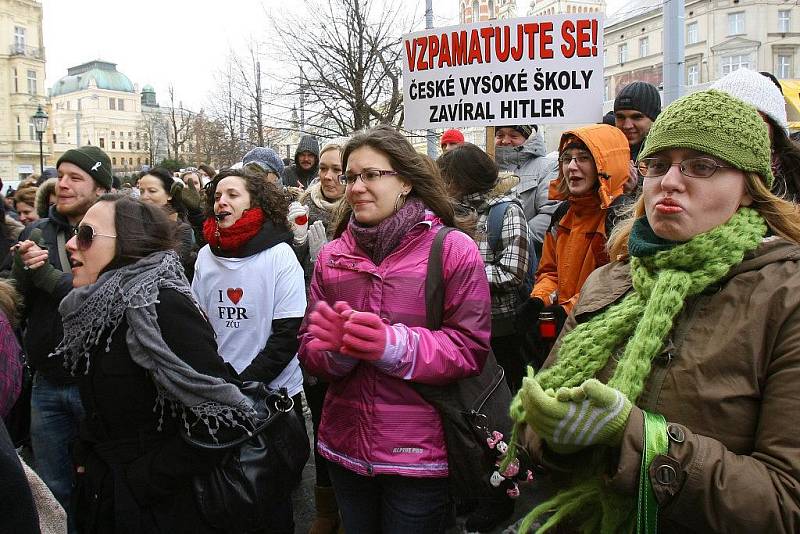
[49,195,255,534]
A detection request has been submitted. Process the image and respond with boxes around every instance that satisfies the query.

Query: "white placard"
[402,14,605,130]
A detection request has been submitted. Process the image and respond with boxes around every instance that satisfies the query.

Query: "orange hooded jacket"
[531,124,630,313]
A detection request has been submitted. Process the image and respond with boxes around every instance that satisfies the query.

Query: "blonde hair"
[607,172,800,260]
[0,280,21,327]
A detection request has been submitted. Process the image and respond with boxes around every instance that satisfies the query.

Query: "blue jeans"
[30,374,84,534]
[328,462,450,534]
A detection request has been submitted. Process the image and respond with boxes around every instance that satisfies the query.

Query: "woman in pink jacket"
[298,125,492,534]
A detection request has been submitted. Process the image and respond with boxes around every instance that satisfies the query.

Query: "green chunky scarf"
[508,208,767,534]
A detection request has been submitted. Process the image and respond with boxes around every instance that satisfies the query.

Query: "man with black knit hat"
[282,134,320,188]
[613,80,661,160]
[12,145,111,532]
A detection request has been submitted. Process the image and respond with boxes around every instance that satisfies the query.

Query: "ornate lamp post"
[32,105,48,175]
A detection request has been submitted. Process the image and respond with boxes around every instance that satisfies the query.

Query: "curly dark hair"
[205,169,290,230]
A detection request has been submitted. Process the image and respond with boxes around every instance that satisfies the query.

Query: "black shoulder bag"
[182,383,310,533]
[410,227,515,500]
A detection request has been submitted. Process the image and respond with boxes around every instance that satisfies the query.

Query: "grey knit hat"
[242,147,285,175]
[614,81,662,121]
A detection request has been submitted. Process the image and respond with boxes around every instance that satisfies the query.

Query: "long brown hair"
[205,169,290,230]
[0,279,21,327]
[607,172,800,260]
[332,125,470,237]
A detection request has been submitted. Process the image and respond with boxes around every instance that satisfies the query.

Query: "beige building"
[528,0,604,16]
[0,0,50,181]
[49,60,150,175]
[603,0,800,100]
[460,0,517,23]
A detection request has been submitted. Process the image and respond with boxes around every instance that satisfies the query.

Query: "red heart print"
[227,288,244,305]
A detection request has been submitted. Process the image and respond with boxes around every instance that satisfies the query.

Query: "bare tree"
[191,111,226,166]
[272,0,409,135]
[166,85,194,161]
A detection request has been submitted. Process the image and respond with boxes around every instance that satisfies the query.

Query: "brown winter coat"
[532,124,630,313]
[526,236,800,533]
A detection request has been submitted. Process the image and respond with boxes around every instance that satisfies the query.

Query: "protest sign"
[402,14,604,130]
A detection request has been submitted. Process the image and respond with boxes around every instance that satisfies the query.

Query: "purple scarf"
[349,198,426,265]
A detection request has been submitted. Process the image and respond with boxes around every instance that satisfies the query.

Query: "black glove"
[515,297,545,336]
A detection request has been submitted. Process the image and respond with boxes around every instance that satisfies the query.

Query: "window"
[777,55,791,79]
[112,141,116,149]
[639,37,649,58]
[129,158,133,165]
[128,131,132,138]
[112,157,117,165]
[778,10,790,33]
[16,116,21,141]
[472,0,479,22]
[28,119,35,141]
[687,22,699,44]
[27,70,36,95]
[128,142,133,150]
[66,101,70,111]
[488,0,495,17]
[13,68,18,93]
[99,137,105,148]
[136,142,141,150]
[109,98,116,110]
[111,130,115,138]
[13,26,25,50]
[137,158,141,165]
[118,99,125,111]
[53,133,57,144]
[721,53,750,75]
[687,64,700,86]
[728,12,745,36]
[618,43,628,64]
[604,78,609,101]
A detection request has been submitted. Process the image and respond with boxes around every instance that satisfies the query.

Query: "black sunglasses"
[74,225,117,251]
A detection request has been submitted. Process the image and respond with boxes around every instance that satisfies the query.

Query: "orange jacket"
[532,124,630,313]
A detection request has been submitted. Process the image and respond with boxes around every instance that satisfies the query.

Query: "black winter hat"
[499,125,536,138]
[56,146,113,190]
[614,81,661,121]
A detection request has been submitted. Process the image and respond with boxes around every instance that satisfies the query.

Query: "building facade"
[528,0,604,16]
[0,0,50,181]
[461,0,517,22]
[49,60,150,175]
[603,0,800,100]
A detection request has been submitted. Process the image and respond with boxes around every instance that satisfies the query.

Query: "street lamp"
[32,105,48,175]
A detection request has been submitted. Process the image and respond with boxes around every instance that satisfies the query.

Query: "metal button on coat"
[667,425,685,443]
[655,464,677,485]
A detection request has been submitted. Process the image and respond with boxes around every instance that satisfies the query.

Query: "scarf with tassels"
[52,250,257,442]
[505,207,767,533]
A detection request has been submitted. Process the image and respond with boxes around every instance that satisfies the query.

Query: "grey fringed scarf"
[52,250,256,440]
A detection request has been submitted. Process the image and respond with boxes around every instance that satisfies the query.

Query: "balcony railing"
[9,44,44,59]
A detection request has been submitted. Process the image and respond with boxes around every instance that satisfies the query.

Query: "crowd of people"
[1,66,799,534]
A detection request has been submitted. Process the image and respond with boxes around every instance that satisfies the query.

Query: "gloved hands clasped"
[306,301,389,361]
[519,372,632,455]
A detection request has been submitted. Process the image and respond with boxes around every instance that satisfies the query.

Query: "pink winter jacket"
[298,215,491,478]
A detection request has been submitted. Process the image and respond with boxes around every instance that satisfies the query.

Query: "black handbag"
[182,383,310,533]
[410,227,516,501]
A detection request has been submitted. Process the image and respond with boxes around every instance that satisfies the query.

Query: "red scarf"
[202,208,265,253]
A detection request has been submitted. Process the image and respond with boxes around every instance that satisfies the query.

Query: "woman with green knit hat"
[505,89,800,533]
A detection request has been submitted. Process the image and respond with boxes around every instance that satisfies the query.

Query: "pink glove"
[341,312,387,361]
[306,301,353,353]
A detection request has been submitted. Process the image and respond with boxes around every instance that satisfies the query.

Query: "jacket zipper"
[472,366,505,415]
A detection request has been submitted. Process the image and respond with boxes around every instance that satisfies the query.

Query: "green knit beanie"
[638,89,773,188]
[56,146,113,190]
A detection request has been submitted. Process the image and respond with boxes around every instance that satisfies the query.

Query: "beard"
[56,194,97,222]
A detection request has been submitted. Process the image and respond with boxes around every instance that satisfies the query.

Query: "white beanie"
[711,68,789,135]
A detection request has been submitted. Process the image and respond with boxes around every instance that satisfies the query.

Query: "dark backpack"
[486,200,538,299]
[410,227,515,500]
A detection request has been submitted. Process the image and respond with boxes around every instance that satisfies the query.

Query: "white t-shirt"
[192,242,306,396]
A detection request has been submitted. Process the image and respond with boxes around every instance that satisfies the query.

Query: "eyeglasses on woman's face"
[338,169,400,186]
[638,157,735,179]
[74,224,117,251]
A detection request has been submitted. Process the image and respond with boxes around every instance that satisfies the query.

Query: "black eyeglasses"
[558,153,593,166]
[74,225,117,251]
[338,169,400,186]
[638,157,735,179]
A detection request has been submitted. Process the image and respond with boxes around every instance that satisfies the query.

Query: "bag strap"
[425,227,455,330]
[637,411,668,534]
[56,230,70,273]
[486,202,511,253]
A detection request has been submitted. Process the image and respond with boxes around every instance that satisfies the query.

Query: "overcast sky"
[43,0,624,113]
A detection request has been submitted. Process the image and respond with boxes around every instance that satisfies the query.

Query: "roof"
[49,60,135,97]
[605,0,661,27]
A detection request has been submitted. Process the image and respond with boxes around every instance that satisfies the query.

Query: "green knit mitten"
[520,377,632,454]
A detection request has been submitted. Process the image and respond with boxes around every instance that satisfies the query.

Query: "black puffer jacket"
[281,135,320,188]
[75,288,241,534]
